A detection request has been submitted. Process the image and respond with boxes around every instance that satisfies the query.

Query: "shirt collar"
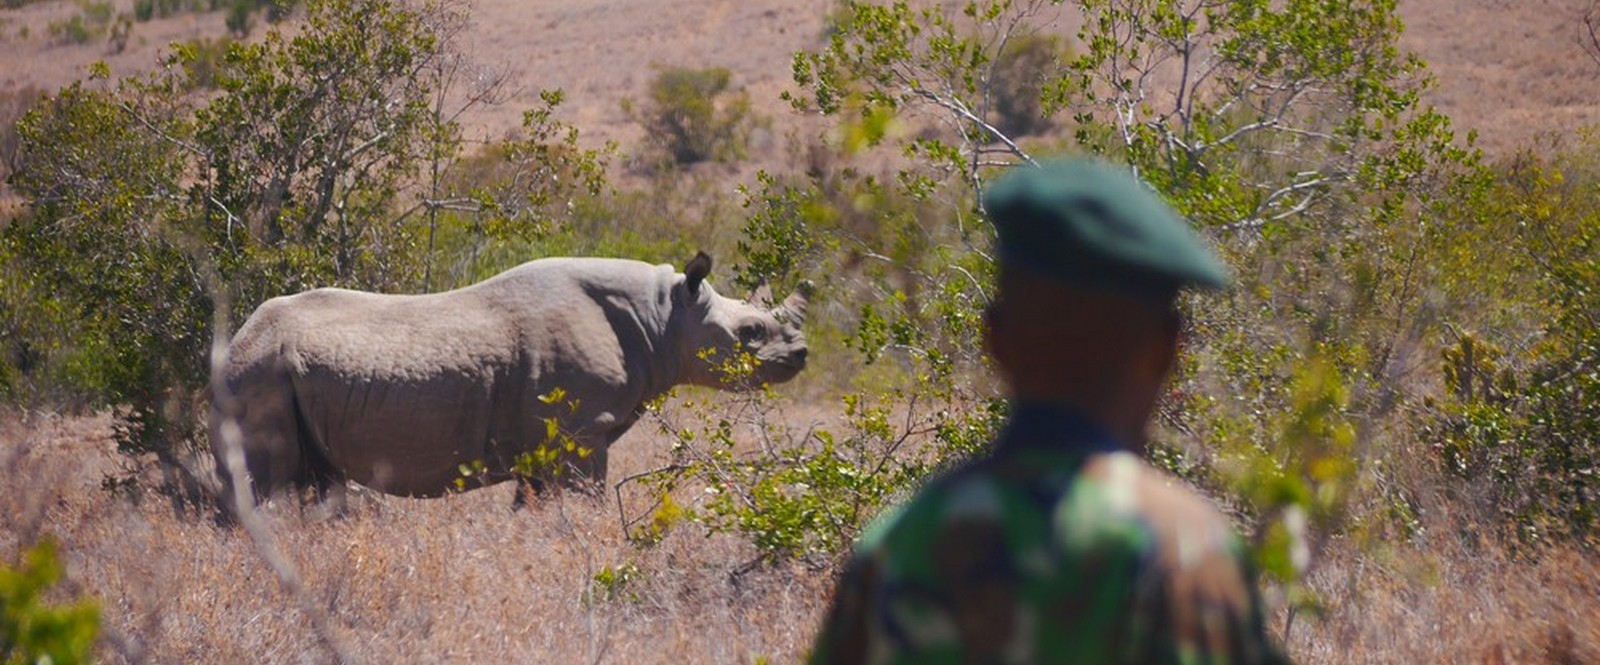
[995,401,1127,455]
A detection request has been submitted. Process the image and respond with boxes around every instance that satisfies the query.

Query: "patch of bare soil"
[448,0,834,147]
[0,1,227,91]
[1397,0,1600,154]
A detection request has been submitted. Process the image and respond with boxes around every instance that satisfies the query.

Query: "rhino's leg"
[299,440,350,517]
[561,422,629,493]
[564,446,610,490]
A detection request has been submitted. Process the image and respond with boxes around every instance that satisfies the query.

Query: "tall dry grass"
[1,407,832,663]
[6,404,1598,663]
[1289,534,1599,663]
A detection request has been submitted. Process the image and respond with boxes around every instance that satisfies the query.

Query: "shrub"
[225,0,253,36]
[625,354,1004,567]
[46,0,119,46]
[169,37,234,91]
[0,539,100,665]
[1422,139,1600,544]
[989,33,1066,137]
[46,15,94,45]
[6,81,208,470]
[625,66,753,167]
[0,85,45,190]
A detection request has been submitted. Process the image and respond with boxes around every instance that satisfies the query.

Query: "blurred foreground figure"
[810,159,1290,664]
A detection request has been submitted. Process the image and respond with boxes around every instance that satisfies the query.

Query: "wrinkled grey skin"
[212,252,808,502]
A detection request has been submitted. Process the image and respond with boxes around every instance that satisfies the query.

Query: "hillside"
[3,0,1597,158]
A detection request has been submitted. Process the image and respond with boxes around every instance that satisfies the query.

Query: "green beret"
[983,158,1230,300]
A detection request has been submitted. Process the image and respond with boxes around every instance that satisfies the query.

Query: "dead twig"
[200,256,360,665]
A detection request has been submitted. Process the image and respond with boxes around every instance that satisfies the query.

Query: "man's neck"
[1008,388,1149,455]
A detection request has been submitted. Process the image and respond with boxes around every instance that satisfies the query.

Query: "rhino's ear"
[685,251,712,296]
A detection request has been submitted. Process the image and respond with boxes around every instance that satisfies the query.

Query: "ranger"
[809,158,1290,665]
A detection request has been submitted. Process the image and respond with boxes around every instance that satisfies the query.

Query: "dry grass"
[1,407,833,663]
[1289,533,1600,664]
[5,403,1598,663]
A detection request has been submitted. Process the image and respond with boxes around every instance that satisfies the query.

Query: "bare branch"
[907,85,1036,166]
[203,263,359,665]
[1585,2,1600,71]
[1220,176,1330,232]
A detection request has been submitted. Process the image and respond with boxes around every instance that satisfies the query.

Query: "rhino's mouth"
[763,353,807,372]
[758,357,807,384]
[766,358,804,370]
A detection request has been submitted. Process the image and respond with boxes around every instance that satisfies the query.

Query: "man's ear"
[983,299,1012,374]
[685,251,712,296]
[1149,308,1182,382]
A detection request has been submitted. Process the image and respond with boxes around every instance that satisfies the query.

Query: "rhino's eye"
[736,323,764,344]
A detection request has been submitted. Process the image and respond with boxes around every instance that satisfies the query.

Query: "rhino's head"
[677,252,810,390]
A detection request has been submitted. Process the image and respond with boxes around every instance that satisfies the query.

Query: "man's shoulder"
[823,451,1286,665]
[1079,453,1236,534]
[1029,452,1237,562]
[857,450,1238,561]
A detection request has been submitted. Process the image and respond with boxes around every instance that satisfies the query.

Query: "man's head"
[982,158,1229,447]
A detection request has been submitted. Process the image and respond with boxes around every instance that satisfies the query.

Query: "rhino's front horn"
[775,281,812,325]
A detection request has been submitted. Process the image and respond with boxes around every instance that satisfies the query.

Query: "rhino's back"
[467,256,677,316]
[252,288,518,380]
[228,255,677,398]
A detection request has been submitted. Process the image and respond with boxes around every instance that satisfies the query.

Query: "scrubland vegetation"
[1,0,1597,662]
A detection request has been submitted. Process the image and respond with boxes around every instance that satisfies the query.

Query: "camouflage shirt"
[810,403,1290,665]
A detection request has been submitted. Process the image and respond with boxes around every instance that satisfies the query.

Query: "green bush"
[46,15,94,45]
[625,66,753,167]
[989,33,1066,137]
[1422,140,1600,544]
[224,0,253,36]
[168,37,234,90]
[0,85,45,192]
[626,355,1004,567]
[0,539,100,665]
[46,0,118,46]
[6,80,209,468]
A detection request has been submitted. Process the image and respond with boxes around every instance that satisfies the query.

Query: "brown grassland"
[3,0,1600,663]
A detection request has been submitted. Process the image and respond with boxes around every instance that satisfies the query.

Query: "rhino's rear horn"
[750,281,774,309]
[776,283,811,325]
[685,251,712,295]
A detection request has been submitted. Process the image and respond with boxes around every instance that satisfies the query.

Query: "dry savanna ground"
[4,402,1599,663]
[2,406,838,663]
[3,0,1599,157]
[3,0,1600,663]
